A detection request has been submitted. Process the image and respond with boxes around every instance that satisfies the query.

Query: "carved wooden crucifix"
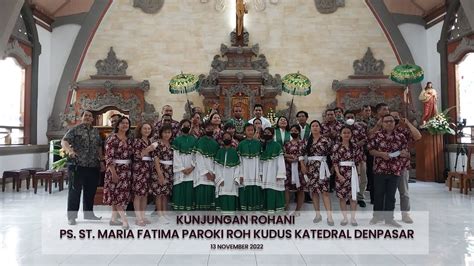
[236,0,248,37]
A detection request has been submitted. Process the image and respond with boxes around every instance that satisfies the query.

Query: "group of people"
[62,102,421,229]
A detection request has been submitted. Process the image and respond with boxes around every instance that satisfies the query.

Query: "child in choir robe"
[104,116,133,229]
[223,122,240,148]
[305,120,334,226]
[194,122,220,210]
[331,127,362,226]
[214,132,241,214]
[260,127,287,213]
[237,123,263,211]
[283,125,307,215]
[131,123,154,226]
[275,116,290,147]
[150,124,174,223]
[171,119,197,211]
[252,118,263,141]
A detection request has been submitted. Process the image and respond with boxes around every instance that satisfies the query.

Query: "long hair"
[262,127,275,151]
[305,120,323,155]
[114,116,131,136]
[275,116,289,131]
[209,113,222,128]
[338,126,355,151]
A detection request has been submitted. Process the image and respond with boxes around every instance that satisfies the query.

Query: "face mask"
[345,119,355,126]
[291,133,299,139]
[206,131,214,137]
[263,134,272,141]
[181,127,190,134]
[223,139,232,145]
[394,118,400,125]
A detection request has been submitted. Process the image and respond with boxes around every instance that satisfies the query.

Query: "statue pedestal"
[415,131,445,182]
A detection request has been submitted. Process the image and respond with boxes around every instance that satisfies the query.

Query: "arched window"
[0,57,26,144]
[0,6,40,146]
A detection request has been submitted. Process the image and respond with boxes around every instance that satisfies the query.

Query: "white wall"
[36,24,80,144]
[0,153,48,180]
[398,22,442,111]
[37,26,51,145]
[426,22,443,111]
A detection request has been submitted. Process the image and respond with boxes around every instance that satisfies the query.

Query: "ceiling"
[384,0,447,17]
[28,0,94,19]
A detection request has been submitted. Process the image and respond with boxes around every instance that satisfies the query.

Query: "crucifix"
[235,0,248,45]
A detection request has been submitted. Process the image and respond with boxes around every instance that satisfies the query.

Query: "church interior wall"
[398,21,442,112]
[76,0,399,121]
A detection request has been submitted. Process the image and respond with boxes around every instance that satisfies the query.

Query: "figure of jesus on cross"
[236,0,248,38]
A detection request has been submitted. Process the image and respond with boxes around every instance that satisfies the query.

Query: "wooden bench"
[2,170,30,192]
[34,170,64,194]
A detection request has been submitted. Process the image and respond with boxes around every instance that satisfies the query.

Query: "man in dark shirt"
[62,110,104,225]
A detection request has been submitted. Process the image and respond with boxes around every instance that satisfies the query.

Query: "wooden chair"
[447,148,472,193]
[33,170,64,194]
[461,153,474,195]
[2,170,30,192]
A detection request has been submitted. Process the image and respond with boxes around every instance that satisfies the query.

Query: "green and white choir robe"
[193,135,220,210]
[237,138,263,211]
[275,128,291,147]
[214,146,241,214]
[171,134,197,211]
[260,140,286,213]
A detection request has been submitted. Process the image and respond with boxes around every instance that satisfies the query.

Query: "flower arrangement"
[51,146,72,170]
[267,108,277,126]
[421,107,456,135]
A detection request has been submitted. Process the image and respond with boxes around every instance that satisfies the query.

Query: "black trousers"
[373,174,400,222]
[67,166,100,219]
[366,153,374,203]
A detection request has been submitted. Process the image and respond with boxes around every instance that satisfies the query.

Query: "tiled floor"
[0,180,473,265]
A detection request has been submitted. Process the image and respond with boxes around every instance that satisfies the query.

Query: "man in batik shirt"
[368,114,410,228]
[390,111,421,224]
[153,105,180,140]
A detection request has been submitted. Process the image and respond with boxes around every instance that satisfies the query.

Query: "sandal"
[340,219,348,226]
[135,220,146,227]
[109,220,123,226]
[327,218,335,226]
[313,215,322,223]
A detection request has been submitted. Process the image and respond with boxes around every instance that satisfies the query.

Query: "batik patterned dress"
[104,134,133,206]
[150,140,174,196]
[284,139,307,192]
[331,142,362,200]
[131,138,152,197]
[306,136,333,194]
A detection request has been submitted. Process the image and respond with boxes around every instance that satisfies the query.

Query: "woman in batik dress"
[305,120,334,226]
[104,116,133,229]
[151,124,174,223]
[131,122,155,226]
[331,126,362,226]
